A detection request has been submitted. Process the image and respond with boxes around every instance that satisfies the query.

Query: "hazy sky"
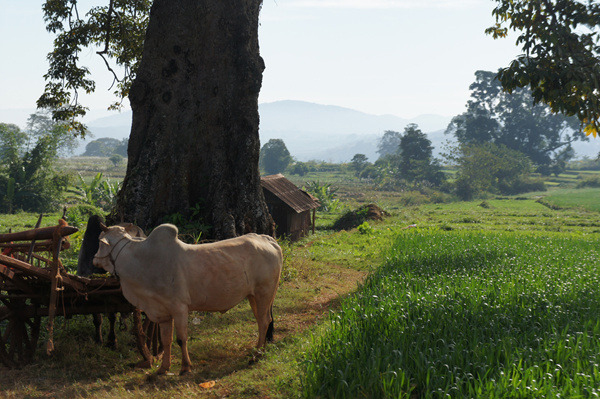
[0,0,521,127]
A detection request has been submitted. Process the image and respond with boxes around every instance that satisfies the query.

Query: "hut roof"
[261,174,320,214]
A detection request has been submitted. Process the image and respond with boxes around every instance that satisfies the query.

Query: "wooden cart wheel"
[0,300,41,369]
[132,309,163,368]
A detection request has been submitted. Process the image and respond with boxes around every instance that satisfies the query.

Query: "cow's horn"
[99,222,109,232]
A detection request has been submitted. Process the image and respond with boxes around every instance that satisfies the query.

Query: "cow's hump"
[147,223,179,242]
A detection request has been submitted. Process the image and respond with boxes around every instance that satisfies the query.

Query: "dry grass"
[0,231,369,398]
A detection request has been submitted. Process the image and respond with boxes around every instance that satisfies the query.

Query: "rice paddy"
[302,230,600,398]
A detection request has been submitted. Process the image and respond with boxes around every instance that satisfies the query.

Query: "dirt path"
[0,236,370,398]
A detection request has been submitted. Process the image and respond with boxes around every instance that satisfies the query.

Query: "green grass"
[1,163,600,397]
[539,188,600,212]
[302,229,600,398]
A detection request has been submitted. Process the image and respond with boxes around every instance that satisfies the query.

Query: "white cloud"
[288,0,479,9]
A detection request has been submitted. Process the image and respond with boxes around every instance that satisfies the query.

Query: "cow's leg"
[249,294,273,348]
[173,312,192,375]
[93,314,103,344]
[106,313,117,348]
[156,319,173,375]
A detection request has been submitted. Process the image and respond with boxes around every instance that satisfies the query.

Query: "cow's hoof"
[179,368,191,376]
[248,351,263,365]
[156,368,169,375]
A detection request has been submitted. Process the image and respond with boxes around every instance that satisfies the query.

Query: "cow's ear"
[100,238,109,246]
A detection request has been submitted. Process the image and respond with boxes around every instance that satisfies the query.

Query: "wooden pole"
[45,222,67,356]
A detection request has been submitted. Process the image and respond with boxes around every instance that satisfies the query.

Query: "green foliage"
[303,230,600,398]
[289,161,309,176]
[0,119,71,213]
[446,70,585,171]
[569,157,600,171]
[373,124,446,188]
[74,172,120,211]
[356,221,374,235]
[487,0,600,135]
[164,202,211,243]
[359,164,380,180]
[350,153,370,177]
[259,138,292,175]
[539,188,600,213]
[449,142,545,200]
[577,175,600,188]
[303,180,340,212]
[39,0,152,134]
[377,130,402,159]
[64,203,105,228]
[26,112,78,157]
[109,154,124,167]
[83,138,128,157]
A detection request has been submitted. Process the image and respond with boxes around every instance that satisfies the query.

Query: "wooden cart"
[0,220,161,369]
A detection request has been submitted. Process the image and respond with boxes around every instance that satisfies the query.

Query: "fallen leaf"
[199,380,216,389]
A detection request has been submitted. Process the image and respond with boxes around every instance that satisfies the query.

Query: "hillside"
[79,100,451,162]
[4,101,598,161]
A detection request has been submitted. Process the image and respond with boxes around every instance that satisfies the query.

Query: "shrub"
[357,221,374,235]
[577,175,600,188]
[65,204,105,228]
[303,181,340,212]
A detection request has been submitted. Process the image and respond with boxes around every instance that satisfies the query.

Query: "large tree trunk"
[109,0,272,239]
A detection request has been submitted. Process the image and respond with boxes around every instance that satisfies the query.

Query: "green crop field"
[303,230,600,398]
[538,188,600,212]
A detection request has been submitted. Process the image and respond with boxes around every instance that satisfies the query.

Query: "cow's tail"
[266,305,274,342]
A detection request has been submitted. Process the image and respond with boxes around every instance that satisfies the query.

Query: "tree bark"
[109,0,272,239]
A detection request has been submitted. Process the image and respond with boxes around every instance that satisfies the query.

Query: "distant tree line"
[83,137,128,158]
[255,68,591,203]
[0,113,75,212]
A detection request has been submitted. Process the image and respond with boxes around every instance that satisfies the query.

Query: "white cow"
[93,223,283,375]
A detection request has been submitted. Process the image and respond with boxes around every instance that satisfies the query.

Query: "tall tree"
[397,124,444,186]
[377,130,402,160]
[446,70,586,173]
[260,139,292,175]
[487,0,600,136]
[41,1,273,238]
[350,154,369,176]
[0,121,70,213]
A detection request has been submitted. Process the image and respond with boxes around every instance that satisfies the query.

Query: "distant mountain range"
[3,100,599,161]
[82,100,452,162]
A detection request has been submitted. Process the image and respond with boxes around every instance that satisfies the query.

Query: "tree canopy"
[0,115,73,213]
[39,0,151,135]
[377,130,402,160]
[449,142,544,200]
[487,0,600,136]
[83,137,128,157]
[260,139,292,175]
[446,70,586,174]
[397,124,445,186]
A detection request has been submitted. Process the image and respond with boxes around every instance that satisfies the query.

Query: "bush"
[65,204,105,228]
[357,221,374,235]
[577,175,600,188]
[289,162,309,176]
[497,177,546,195]
[303,181,340,212]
